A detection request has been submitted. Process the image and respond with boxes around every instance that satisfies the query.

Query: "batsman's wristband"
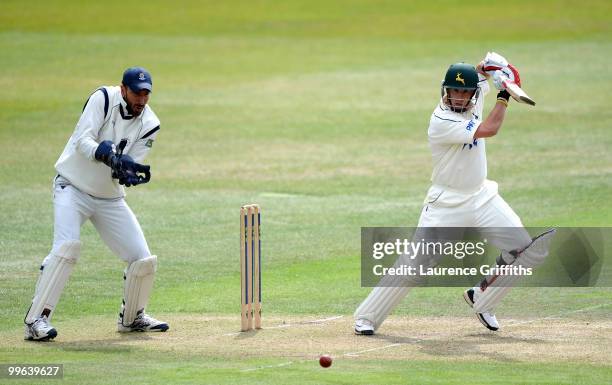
[496,98,509,107]
[497,89,511,101]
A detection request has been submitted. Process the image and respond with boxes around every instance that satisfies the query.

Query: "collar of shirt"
[119,98,140,120]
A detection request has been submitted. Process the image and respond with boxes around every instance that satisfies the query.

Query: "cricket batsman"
[23,67,169,341]
[354,52,555,335]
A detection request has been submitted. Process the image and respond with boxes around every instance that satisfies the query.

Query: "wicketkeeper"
[24,67,169,341]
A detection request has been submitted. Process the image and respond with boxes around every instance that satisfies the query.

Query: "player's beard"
[124,98,144,117]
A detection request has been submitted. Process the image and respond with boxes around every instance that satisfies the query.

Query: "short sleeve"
[428,113,478,145]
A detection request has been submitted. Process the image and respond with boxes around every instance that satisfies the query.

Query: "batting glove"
[505,63,521,87]
[492,70,507,91]
[482,51,509,73]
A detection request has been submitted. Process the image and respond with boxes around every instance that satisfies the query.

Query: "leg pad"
[122,255,157,326]
[25,241,81,324]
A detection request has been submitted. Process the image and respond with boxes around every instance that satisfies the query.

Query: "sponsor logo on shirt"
[466,120,475,131]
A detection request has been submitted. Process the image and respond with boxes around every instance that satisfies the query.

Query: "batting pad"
[474,229,556,313]
[354,285,413,330]
[25,240,81,324]
[122,255,157,325]
[354,251,430,329]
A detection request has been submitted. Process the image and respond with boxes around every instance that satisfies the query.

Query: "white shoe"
[118,311,169,333]
[24,316,57,341]
[464,288,500,331]
[354,318,375,335]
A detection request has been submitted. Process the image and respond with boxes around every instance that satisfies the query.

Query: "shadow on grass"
[49,333,156,354]
[232,329,264,340]
[371,331,548,363]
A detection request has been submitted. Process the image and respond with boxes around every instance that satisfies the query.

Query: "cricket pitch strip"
[3,313,610,368]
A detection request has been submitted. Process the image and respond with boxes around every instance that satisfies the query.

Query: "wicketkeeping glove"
[117,158,151,187]
[94,140,116,166]
[94,140,151,186]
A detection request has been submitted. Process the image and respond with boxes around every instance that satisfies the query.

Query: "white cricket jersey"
[425,75,496,206]
[55,86,160,199]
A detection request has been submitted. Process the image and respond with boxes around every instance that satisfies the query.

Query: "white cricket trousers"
[354,191,532,330]
[42,177,151,266]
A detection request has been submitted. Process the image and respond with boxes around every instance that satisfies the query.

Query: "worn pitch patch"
[5,314,611,365]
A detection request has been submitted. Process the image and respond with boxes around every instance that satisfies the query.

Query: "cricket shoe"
[354,318,375,335]
[463,288,499,331]
[118,311,169,333]
[24,316,57,341]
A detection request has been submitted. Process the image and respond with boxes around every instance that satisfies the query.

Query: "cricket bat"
[500,76,536,106]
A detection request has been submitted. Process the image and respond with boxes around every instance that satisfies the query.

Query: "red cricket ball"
[319,355,333,368]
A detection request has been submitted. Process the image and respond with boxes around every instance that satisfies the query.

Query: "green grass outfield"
[1,1,611,384]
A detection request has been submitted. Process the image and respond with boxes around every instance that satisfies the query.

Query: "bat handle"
[116,139,128,156]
